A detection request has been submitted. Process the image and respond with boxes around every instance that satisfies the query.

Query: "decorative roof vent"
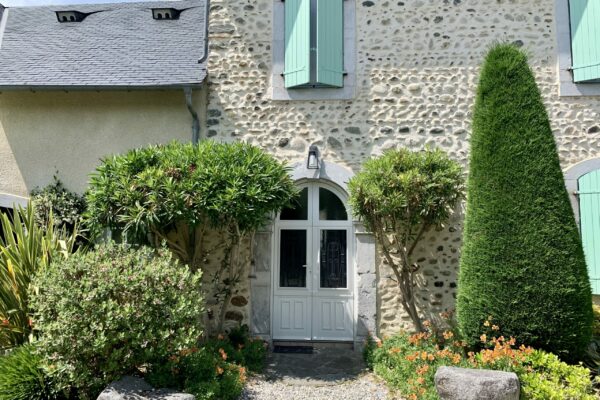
[152,8,181,20]
[55,10,87,23]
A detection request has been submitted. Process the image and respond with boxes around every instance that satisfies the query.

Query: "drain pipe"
[185,0,210,144]
[185,87,200,144]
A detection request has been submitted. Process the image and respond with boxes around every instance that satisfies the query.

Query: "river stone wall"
[205,0,600,335]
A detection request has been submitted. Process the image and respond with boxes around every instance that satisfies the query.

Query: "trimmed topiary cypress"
[457,44,593,362]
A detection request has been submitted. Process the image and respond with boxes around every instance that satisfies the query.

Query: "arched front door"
[272,181,354,341]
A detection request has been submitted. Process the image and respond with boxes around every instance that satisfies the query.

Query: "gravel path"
[240,373,390,400]
[238,347,391,400]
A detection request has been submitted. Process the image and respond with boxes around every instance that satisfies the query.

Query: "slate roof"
[0,0,207,89]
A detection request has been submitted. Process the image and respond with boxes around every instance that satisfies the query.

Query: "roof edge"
[0,82,206,91]
[0,4,7,50]
[6,0,190,10]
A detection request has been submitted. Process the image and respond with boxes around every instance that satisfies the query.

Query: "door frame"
[270,179,356,341]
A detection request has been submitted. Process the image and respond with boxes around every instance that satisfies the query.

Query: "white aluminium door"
[272,226,312,340]
[272,183,354,341]
[311,226,353,340]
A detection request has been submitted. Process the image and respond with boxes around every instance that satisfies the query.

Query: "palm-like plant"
[0,205,77,350]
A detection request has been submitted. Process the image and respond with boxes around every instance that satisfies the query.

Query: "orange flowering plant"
[365,316,596,400]
[146,325,265,400]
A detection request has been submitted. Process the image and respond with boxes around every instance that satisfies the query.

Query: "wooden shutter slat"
[579,169,600,294]
[316,0,344,88]
[284,0,311,88]
[569,0,600,82]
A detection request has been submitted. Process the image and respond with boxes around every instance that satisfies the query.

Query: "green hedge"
[457,44,593,361]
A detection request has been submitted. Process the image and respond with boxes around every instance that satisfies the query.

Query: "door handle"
[302,264,307,268]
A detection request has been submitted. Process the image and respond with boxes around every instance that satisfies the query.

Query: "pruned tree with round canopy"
[86,140,298,334]
[349,148,465,332]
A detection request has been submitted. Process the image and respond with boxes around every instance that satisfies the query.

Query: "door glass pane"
[320,230,347,288]
[280,230,307,288]
[280,188,309,220]
[319,188,348,220]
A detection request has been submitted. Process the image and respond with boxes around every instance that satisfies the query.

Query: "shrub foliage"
[147,325,266,400]
[86,141,296,333]
[456,44,593,361]
[0,205,77,350]
[29,243,203,398]
[349,148,464,331]
[0,344,61,400]
[30,177,86,237]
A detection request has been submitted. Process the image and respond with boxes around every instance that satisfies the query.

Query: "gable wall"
[205,0,600,335]
[0,89,206,197]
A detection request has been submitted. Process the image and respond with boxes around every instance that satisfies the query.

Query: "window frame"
[271,0,356,101]
[555,0,600,96]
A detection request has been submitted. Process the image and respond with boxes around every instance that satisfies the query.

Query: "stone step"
[272,340,354,350]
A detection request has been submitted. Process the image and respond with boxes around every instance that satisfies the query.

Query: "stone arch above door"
[289,160,355,196]
[249,159,377,349]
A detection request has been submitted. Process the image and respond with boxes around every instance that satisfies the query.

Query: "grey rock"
[210,23,236,34]
[225,310,244,322]
[344,127,361,135]
[327,137,342,149]
[435,367,519,400]
[97,376,195,400]
[588,125,600,134]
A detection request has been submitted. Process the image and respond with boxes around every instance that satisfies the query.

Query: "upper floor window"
[271,0,355,100]
[568,0,600,83]
[284,0,344,89]
[555,0,600,96]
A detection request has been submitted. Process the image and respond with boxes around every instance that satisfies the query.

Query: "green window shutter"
[579,170,600,295]
[284,0,311,88]
[316,0,344,87]
[569,0,600,82]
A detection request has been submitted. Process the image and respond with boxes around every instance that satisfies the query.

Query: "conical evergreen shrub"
[457,44,593,361]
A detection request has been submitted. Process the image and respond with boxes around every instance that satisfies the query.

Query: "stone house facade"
[0,0,599,347]
[204,0,600,342]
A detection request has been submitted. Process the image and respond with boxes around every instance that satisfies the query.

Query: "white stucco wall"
[206,0,600,335]
[0,89,206,196]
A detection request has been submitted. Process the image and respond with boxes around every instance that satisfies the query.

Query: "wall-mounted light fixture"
[307,145,319,169]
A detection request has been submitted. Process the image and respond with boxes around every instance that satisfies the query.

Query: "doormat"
[273,345,313,354]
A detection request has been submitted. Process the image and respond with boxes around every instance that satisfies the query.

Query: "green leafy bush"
[456,43,593,361]
[31,177,86,236]
[0,205,77,350]
[149,347,245,400]
[0,344,62,400]
[147,324,266,400]
[348,148,464,332]
[29,243,204,399]
[86,140,297,333]
[367,330,596,400]
[209,325,267,373]
[592,305,600,337]
[520,350,596,400]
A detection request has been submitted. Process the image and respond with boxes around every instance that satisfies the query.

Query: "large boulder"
[97,376,195,400]
[435,367,519,400]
